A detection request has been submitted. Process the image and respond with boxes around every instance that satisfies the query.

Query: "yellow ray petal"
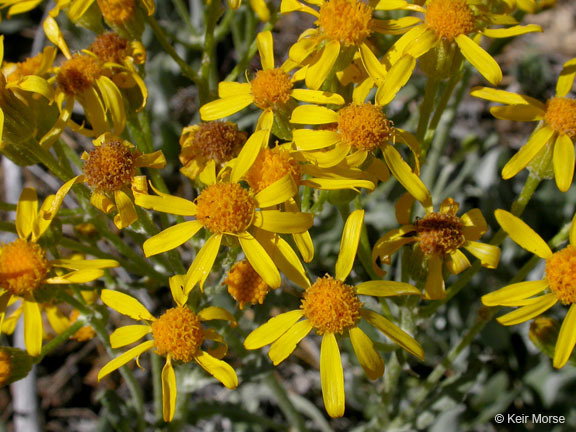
[16,188,38,240]
[482,24,542,38]
[185,234,222,293]
[291,89,345,105]
[143,220,203,257]
[455,34,502,85]
[494,209,552,258]
[361,309,424,360]
[502,126,555,179]
[23,300,42,356]
[482,279,548,307]
[557,58,576,97]
[101,289,156,321]
[194,350,238,389]
[553,304,576,368]
[269,319,313,365]
[13,75,54,101]
[489,104,545,122]
[470,86,545,108]
[45,268,105,284]
[198,306,236,325]
[305,143,351,168]
[244,310,304,349]
[110,325,152,348]
[45,305,70,335]
[335,209,364,281]
[98,340,155,381]
[199,94,254,121]
[570,212,576,247]
[461,208,487,241]
[253,210,314,234]
[356,280,421,297]
[553,134,575,192]
[134,191,197,216]
[293,129,341,151]
[320,333,345,418]
[464,241,501,269]
[424,255,445,300]
[257,31,275,70]
[238,231,281,288]
[290,105,338,124]
[96,76,125,135]
[168,275,187,307]
[281,0,319,16]
[113,189,137,229]
[446,249,471,275]
[376,55,416,106]
[90,191,115,214]
[162,358,177,422]
[43,16,71,59]
[395,192,415,225]
[135,150,166,169]
[405,27,438,58]
[254,174,297,207]
[218,81,251,98]
[230,130,269,183]
[359,42,387,86]
[306,40,340,90]
[50,258,118,270]
[496,293,557,326]
[349,326,385,380]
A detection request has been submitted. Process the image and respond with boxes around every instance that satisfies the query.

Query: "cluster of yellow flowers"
[1,0,575,425]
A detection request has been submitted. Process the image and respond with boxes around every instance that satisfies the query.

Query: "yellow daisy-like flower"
[199,31,345,125]
[98,276,238,422]
[470,58,576,191]
[224,259,271,309]
[0,188,118,356]
[52,133,166,230]
[291,102,431,206]
[281,0,419,90]
[244,210,424,417]
[134,168,314,293]
[482,210,576,369]
[373,194,500,299]
[389,0,541,85]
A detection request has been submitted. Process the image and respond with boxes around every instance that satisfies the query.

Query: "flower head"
[0,347,34,387]
[373,194,500,299]
[244,210,424,417]
[471,57,576,191]
[98,276,238,421]
[0,188,118,356]
[482,210,576,368]
[224,260,271,309]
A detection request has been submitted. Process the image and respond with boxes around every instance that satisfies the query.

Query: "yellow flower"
[0,188,118,356]
[291,102,431,206]
[179,121,247,182]
[244,210,424,417]
[373,194,500,299]
[470,58,576,191]
[224,259,271,309]
[51,133,166,229]
[388,0,541,85]
[482,210,576,369]
[98,276,238,422]
[134,169,314,293]
[281,0,418,90]
[199,31,345,125]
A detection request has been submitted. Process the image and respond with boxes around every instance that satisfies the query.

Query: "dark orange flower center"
[83,139,137,192]
[416,212,465,256]
[544,97,576,139]
[224,260,270,309]
[250,69,293,110]
[96,0,136,25]
[179,122,246,167]
[57,55,102,96]
[425,0,476,41]
[244,147,301,193]
[195,183,255,234]
[545,245,576,305]
[89,32,130,64]
[318,0,373,46]
[338,103,392,151]
[152,306,204,362]
[0,351,10,386]
[0,239,49,297]
[301,275,362,335]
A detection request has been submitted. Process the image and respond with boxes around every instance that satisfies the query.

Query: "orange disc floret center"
[544,97,576,139]
[545,245,576,305]
[0,351,10,386]
[244,147,301,193]
[195,183,255,234]
[338,103,392,151]
[301,275,362,335]
[83,140,137,192]
[425,0,476,41]
[96,0,136,25]
[224,260,270,309]
[89,32,130,65]
[318,0,373,46]
[57,55,102,96]
[152,306,204,363]
[180,122,247,166]
[0,239,50,297]
[250,69,293,110]
[416,212,465,256]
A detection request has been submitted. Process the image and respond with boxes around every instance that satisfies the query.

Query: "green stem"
[38,321,84,360]
[172,0,199,37]
[145,14,200,84]
[416,78,439,151]
[151,352,163,422]
[264,372,308,432]
[198,0,222,105]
